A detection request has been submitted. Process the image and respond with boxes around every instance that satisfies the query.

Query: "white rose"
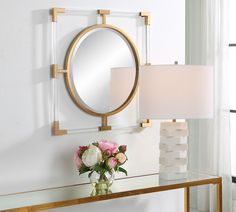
[82,145,102,167]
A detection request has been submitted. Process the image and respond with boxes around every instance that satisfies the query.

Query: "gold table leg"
[216,182,222,212]
[184,187,190,212]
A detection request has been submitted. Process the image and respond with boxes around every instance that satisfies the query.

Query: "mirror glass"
[70,28,136,113]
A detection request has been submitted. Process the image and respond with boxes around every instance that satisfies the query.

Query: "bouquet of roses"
[74,140,127,178]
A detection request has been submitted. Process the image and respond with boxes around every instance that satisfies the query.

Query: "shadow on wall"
[0,125,77,195]
[0,123,149,195]
[31,9,52,130]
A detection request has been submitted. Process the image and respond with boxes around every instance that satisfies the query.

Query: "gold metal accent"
[140,12,151,25]
[97,10,110,24]
[184,187,190,212]
[217,179,222,212]
[4,175,222,212]
[5,209,29,212]
[63,24,140,131]
[140,119,152,128]
[51,64,58,78]
[99,116,112,131]
[51,64,68,79]
[51,8,65,22]
[52,121,67,136]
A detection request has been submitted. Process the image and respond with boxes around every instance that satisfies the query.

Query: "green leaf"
[93,164,102,171]
[79,166,91,175]
[93,163,107,174]
[118,167,128,176]
[108,169,113,175]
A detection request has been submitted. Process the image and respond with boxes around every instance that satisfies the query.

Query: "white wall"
[0,0,185,211]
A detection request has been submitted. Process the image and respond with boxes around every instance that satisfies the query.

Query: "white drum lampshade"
[139,65,214,119]
[139,65,213,180]
[110,67,135,109]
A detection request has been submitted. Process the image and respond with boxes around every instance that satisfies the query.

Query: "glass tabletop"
[0,172,221,211]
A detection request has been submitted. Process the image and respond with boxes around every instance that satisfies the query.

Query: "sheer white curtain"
[186,0,232,211]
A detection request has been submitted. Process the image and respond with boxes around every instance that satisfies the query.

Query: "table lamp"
[139,65,213,180]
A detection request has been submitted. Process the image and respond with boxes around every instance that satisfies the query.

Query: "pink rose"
[116,153,127,164]
[74,151,83,170]
[78,146,88,157]
[98,140,118,155]
[106,157,118,169]
[74,157,83,170]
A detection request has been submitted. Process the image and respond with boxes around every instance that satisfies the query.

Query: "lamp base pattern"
[159,122,188,180]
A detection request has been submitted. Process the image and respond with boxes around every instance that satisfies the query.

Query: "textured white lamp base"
[159,121,188,180]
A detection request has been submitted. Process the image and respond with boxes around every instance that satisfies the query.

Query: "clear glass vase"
[89,171,114,196]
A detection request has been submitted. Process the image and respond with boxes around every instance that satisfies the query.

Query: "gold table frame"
[1,173,222,212]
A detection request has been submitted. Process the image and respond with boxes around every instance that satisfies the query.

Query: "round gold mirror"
[64,24,140,130]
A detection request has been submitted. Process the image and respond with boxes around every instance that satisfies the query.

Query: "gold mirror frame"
[63,24,140,131]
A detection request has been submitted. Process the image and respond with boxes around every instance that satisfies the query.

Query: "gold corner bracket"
[99,116,112,131]
[52,121,68,136]
[97,9,110,24]
[140,119,152,128]
[51,64,67,79]
[51,8,65,22]
[140,12,151,25]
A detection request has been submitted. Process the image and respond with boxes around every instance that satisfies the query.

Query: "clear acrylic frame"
[51,8,151,135]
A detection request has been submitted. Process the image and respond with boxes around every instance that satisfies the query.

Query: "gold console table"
[0,172,222,212]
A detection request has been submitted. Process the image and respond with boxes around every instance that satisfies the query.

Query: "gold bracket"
[97,10,110,24]
[140,119,152,128]
[99,116,112,131]
[51,64,67,79]
[51,8,65,22]
[52,121,68,136]
[140,12,151,25]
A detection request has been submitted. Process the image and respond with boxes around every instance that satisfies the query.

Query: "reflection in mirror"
[70,28,135,113]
